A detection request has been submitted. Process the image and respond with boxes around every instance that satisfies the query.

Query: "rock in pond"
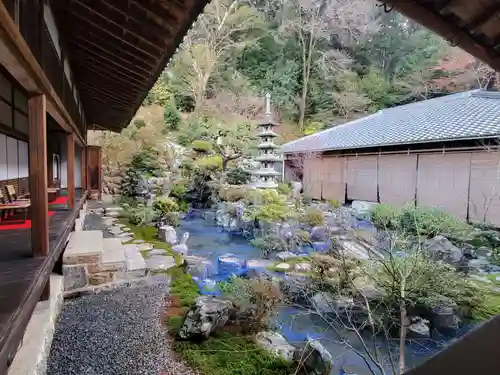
[255,331,296,361]
[172,243,188,256]
[294,338,334,375]
[179,296,234,339]
[275,263,291,272]
[158,225,178,245]
[408,317,430,338]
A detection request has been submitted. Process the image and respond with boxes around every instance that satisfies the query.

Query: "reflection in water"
[179,210,472,375]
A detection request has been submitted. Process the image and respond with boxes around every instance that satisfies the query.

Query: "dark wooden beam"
[71,55,149,88]
[28,94,49,257]
[468,4,500,32]
[67,8,160,59]
[69,42,150,81]
[73,0,168,48]
[67,133,75,210]
[72,33,156,71]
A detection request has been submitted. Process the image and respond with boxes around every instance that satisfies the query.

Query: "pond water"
[178,210,470,375]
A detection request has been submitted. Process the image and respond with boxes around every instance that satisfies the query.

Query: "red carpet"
[0,211,56,230]
[49,196,68,205]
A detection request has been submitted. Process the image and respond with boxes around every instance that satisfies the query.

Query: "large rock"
[425,235,463,265]
[158,225,178,245]
[310,226,329,242]
[172,243,188,256]
[408,317,430,338]
[179,296,234,339]
[294,338,334,375]
[184,256,215,278]
[311,293,354,315]
[255,331,296,361]
[429,297,462,332]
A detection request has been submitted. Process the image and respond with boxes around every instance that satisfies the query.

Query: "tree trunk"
[398,302,407,375]
[222,158,229,171]
[298,84,307,130]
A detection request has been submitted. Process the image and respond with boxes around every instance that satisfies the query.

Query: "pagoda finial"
[265,92,271,115]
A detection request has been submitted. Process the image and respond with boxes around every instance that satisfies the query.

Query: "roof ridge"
[472,89,500,99]
[378,90,477,115]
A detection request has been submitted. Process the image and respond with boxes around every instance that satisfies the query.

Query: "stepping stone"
[295,262,311,272]
[103,218,117,226]
[133,240,145,244]
[275,263,291,272]
[99,238,126,271]
[108,227,123,235]
[115,224,125,228]
[137,243,153,251]
[146,249,168,256]
[119,236,133,243]
[64,231,104,265]
[146,255,177,272]
[122,227,131,232]
[247,259,275,269]
[123,244,147,278]
[276,251,299,261]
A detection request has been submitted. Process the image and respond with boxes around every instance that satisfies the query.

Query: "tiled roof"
[280,90,500,154]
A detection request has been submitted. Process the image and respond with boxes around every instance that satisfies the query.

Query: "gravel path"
[47,279,197,375]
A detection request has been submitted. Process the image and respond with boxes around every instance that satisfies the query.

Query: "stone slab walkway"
[46,280,197,375]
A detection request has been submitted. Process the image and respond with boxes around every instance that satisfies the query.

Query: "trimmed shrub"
[226,168,251,185]
[219,186,248,202]
[277,183,291,196]
[120,149,163,197]
[251,233,288,258]
[191,140,213,153]
[301,207,325,226]
[170,183,188,201]
[195,155,223,171]
[153,197,179,216]
[250,203,290,222]
[329,199,341,209]
[163,97,181,131]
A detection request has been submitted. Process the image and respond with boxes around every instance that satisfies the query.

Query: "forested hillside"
[91,0,499,166]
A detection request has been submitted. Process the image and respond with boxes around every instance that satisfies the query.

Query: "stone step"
[123,244,147,278]
[63,230,103,265]
[100,238,127,271]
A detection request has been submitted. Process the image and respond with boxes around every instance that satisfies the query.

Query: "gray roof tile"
[281,90,500,153]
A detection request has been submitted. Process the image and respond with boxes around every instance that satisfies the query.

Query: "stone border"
[7,275,64,375]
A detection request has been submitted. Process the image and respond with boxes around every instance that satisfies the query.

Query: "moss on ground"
[169,266,200,307]
[173,332,295,375]
[118,218,181,264]
[472,292,500,322]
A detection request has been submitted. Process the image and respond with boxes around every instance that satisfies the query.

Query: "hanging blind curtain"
[416,153,471,220]
[378,154,417,206]
[346,155,378,202]
[322,156,346,203]
[469,151,500,226]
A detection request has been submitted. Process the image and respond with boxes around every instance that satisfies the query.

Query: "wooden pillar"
[28,94,48,257]
[81,146,87,192]
[67,133,75,210]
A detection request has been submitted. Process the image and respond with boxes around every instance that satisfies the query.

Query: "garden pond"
[177,210,473,375]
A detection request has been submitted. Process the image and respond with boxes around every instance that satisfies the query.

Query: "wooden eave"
[51,0,209,132]
[384,0,500,71]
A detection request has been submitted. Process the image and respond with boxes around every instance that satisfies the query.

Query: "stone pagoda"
[254,93,281,189]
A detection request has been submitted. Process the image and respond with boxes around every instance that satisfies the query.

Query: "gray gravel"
[47,279,197,375]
